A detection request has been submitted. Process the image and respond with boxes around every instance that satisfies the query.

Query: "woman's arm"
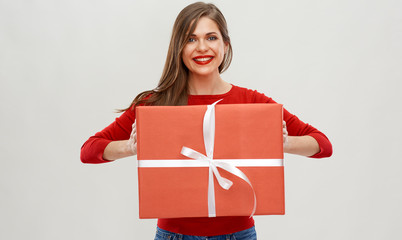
[283,109,332,158]
[252,88,332,158]
[80,109,136,163]
[282,120,320,157]
[103,140,135,161]
[284,135,320,157]
[103,121,137,161]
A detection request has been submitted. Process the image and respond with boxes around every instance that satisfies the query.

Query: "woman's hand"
[102,121,137,161]
[283,121,288,147]
[283,120,321,156]
[127,121,137,155]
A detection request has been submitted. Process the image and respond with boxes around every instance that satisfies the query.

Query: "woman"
[81,2,332,239]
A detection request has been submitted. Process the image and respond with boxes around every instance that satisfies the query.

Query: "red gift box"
[136,102,284,219]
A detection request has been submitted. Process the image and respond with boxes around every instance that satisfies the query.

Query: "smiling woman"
[80,2,332,239]
[182,17,231,95]
[120,1,235,107]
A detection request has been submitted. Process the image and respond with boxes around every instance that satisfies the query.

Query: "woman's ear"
[224,42,229,54]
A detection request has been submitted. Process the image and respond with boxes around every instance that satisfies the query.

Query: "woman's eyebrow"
[189,32,218,36]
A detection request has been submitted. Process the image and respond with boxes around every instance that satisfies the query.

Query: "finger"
[130,128,135,138]
[130,123,137,137]
[127,139,136,153]
[133,143,137,155]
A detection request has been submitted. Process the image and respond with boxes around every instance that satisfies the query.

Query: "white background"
[1,0,401,239]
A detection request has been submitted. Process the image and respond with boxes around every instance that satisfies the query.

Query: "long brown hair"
[124,2,233,110]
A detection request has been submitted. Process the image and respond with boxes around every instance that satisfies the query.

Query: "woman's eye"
[208,36,217,41]
[188,38,196,42]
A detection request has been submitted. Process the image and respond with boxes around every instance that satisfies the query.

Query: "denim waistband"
[154,226,256,240]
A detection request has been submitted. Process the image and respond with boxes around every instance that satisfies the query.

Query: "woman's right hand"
[102,120,137,161]
[127,121,137,155]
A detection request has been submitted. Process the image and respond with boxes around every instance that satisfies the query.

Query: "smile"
[193,56,214,65]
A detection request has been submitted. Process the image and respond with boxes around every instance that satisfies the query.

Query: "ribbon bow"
[181,100,256,218]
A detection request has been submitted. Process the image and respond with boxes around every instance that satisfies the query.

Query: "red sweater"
[81,85,332,236]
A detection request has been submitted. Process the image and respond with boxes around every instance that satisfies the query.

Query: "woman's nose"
[196,39,208,52]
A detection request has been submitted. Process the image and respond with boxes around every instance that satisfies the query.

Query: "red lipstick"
[193,55,214,65]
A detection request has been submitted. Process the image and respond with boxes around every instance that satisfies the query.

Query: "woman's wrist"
[103,140,135,161]
[284,136,320,157]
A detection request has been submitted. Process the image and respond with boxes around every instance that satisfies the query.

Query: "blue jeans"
[154,226,257,240]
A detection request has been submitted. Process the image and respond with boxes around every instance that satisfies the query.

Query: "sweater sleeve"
[282,108,332,158]
[80,108,136,164]
[252,90,332,158]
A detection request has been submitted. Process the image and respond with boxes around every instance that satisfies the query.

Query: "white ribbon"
[138,159,283,168]
[180,100,257,218]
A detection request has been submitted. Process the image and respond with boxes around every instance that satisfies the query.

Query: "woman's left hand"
[283,120,288,147]
[283,120,320,156]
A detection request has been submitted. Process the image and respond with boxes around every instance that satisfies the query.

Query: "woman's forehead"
[189,17,221,36]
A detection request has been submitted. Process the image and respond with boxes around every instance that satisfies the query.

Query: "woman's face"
[182,17,228,79]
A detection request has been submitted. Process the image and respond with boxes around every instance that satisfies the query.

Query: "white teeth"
[194,57,213,62]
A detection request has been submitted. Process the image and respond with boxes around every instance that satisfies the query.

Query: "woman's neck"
[187,72,231,95]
